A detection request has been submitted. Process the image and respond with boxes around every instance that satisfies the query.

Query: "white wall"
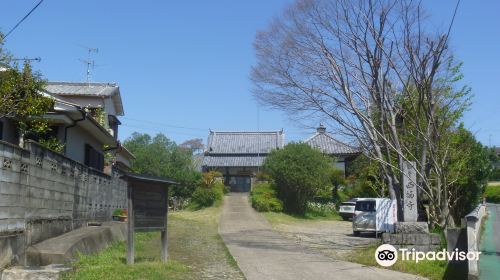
[65,125,103,164]
[58,96,117,116]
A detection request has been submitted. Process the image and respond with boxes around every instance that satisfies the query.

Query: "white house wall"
[57,96,118,116]
[65,126,103,164]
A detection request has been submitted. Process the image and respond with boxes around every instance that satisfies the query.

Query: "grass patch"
[63,206,244,280]
[346,244,460,280]
[484,184,500,203]
[62,232,189,280]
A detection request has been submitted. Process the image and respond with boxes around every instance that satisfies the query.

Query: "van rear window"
[355,201,375,212]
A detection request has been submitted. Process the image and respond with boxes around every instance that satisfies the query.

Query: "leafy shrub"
[250,182,283,212]
[192,187,218,207]
[306,202,337,218]
[212,181,225,201]
[201,171,223,187]
[484,185,500,203]
[38,137,65,154]
[169,196,191,211]
[256,171,272,181]
[490,169,500,181]
[190,174,226,208]
[263,143,332,214]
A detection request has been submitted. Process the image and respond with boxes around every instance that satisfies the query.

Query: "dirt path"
[219,193,423,280]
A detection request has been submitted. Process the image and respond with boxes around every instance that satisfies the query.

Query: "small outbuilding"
[121,173,179,264]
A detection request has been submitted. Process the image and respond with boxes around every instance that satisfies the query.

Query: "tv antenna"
[79,46,98,83]
[12,57,42,63]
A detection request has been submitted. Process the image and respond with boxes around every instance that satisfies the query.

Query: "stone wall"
[0,140,127,268]
[465,203,486,279]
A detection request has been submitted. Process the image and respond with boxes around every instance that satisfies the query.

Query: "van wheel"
[353,231,360,236]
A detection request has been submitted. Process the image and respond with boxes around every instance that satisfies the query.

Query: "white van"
[352,198,397,236]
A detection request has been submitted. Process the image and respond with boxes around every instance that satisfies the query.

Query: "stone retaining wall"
[465,203,486,279]
[0,140,127,268]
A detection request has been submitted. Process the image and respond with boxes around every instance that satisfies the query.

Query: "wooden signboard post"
[121,173,178,265]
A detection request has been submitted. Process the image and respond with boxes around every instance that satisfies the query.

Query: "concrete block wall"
[0,140,127,268]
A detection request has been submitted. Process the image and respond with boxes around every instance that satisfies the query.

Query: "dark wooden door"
[229,176,251,192]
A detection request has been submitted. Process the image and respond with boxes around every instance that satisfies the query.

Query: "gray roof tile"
[44,81,124,116]
[206,131,284,154]
[45,81,118,97]
[202,131,284,168]
[305,131,359,155]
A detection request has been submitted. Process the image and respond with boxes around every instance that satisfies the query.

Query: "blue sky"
[2,0,499,146]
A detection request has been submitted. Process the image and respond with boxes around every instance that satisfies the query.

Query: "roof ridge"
[209,131,283,134]
[47,81,117,87]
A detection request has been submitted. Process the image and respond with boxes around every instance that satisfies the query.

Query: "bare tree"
[179,138,205,155]
[252,0,466,228]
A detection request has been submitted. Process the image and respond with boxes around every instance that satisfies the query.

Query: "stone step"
[26,222,126,266]
[1,264,71,280]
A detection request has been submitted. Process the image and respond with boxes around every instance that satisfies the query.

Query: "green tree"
[263,142,331,214]
[123,133,202,198]
[345,155,385,199]
[0,37,54,144]
[448,126,493,224]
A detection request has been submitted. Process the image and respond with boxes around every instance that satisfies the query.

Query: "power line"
[121,117,208,131]
[121,117,314,136]
[121,124,206,138]
[2,0,45,40]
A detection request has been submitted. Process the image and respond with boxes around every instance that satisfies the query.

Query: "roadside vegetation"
[263,143,332,214]
[484,183,500,203]
[249,143,341,221]
[189,171,226,209]
[250,182,283,212]
[346,244,466,280]
[62,206,244,280]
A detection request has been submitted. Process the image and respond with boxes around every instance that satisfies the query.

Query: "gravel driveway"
[271,219,380,259]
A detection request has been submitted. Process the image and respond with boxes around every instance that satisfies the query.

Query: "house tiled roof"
[202,130,284,167]
[305,126,359,155]
[206,131,284,154]
[44,81,124,116]
[45,81,118,96]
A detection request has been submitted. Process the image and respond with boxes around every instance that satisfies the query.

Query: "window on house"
[84,144,104,171]
[108,115,120,139]
[0,121,3,140]
[48,126,59,138]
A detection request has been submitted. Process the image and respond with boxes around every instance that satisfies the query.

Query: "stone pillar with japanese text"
[383,161,438,251]
[402,161,418,222]
[394,160,429,234]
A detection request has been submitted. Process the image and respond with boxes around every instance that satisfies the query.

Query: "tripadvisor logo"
[375,244,398,267]
[375,244,481,267]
